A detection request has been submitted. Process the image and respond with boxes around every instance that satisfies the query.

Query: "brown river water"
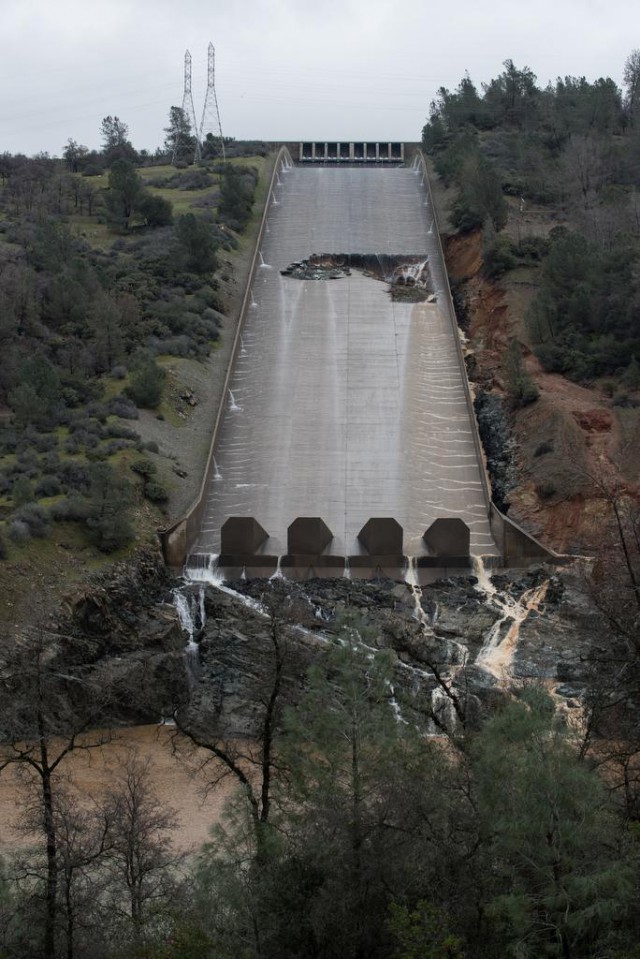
[0,725,238,852]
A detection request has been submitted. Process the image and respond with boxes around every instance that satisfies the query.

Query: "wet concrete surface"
[195,165,498,560]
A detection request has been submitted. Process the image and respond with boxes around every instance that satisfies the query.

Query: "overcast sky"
[0,0,636,157]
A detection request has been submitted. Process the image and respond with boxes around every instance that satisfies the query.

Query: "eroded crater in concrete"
[280,252,434,301]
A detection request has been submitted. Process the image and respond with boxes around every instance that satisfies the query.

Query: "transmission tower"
[199,43,225,160]
[173,50,201,164]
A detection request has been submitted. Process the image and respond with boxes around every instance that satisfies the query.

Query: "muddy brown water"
[0,726,239,852]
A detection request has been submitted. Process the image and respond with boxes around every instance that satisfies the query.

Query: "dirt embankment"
[444,229,640,555]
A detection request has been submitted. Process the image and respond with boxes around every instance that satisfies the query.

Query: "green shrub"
[144,481,169,504]
[34,475,62,498]
[138,191,173,227]
[131,459,157,480]
[511,377,539,407]
[14,504,51,538]
[612,392,640,408]
[8,520,31,543]
[50,496,91,522]
[85,463,135,552]
[515,235,550,261]
[12,476,34,506]
[621,357,640,391]
[505,340,539,408]
[125,359,166,409]
[483,235,517,278]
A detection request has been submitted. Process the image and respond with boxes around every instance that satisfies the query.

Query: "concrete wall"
[158,146,294,568]
[414,151,492,514]
[415,150,559,568]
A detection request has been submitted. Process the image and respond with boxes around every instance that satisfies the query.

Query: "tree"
[138,191,173,227]
[8,353,61,428]
[88,292,124,374]
[217,166,258,232]
[27,789,114,959]
[482,59,540,130]
[85,462,135,552]
[125,356,166,409]
[451,153,507,231]
[623,49,640,126]
[0,626,113,959]
[504,338,539,408]
[576,474,640,817]
[100,116,137,165]
[267,623,464,959]
[101,751,184,944]
[106,159,143,231]
[164,107,197,165]
[174,214,218,274]
[388,901,466,959]
[471,688,633,959]
[62,140,88,174]
[173,584,295,858]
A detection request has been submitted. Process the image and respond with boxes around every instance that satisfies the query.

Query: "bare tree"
[574,472,640,816]
[624,49,640,125]
[101,749,184,944]
[0,625,114,959]
[8,787,115,959]
[172,583,301,859]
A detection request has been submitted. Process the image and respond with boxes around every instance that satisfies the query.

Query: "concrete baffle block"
[358,518,403,555]
[287,517,333,555]
[423,518,470,557]
[221,517,268,555]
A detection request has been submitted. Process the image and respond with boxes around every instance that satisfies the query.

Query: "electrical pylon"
[173,50,201,164]
[199,43,225,160]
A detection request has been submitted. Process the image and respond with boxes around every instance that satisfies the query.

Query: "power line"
[199,43,225,161]
[173,50,201,164]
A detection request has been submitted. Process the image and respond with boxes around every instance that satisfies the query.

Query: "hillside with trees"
[0,113,265,568]
[422,54,640,554]
[423,54,640,385]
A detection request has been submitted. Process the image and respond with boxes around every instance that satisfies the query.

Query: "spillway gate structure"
[159,148,555,580]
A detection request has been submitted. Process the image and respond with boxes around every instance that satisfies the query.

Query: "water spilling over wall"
[191,164,498,569]
[158,152,557,578]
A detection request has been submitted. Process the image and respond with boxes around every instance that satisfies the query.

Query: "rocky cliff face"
[50,549,188,725]
[172,565,602,738]
[33,546,604,739]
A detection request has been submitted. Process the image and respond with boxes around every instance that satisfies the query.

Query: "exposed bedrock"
[43,550,601,736]
[181,566,600,737]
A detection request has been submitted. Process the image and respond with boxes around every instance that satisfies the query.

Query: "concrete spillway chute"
[160,149,561,579]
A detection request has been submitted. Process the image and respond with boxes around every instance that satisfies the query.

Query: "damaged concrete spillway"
[192,162,500,574]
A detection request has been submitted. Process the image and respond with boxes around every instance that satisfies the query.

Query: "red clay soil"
[444,230,639,556]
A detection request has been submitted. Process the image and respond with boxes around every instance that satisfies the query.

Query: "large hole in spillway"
[280,253,434,302]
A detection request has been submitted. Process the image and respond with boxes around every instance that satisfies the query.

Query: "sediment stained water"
[196,166,497,558]
[0,726,234,852]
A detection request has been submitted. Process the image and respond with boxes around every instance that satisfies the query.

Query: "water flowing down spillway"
[195,164,499,560]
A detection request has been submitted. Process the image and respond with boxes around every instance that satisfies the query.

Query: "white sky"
[0,0,636,156]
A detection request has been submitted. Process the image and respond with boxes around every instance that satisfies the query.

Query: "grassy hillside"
[0,151,270,601]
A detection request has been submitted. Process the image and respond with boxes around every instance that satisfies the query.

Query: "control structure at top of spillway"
[296,141,404,162]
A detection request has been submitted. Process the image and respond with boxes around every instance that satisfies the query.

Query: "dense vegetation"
[2,600,640,959]
[0,114,262,558]
[423,54,640,386]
